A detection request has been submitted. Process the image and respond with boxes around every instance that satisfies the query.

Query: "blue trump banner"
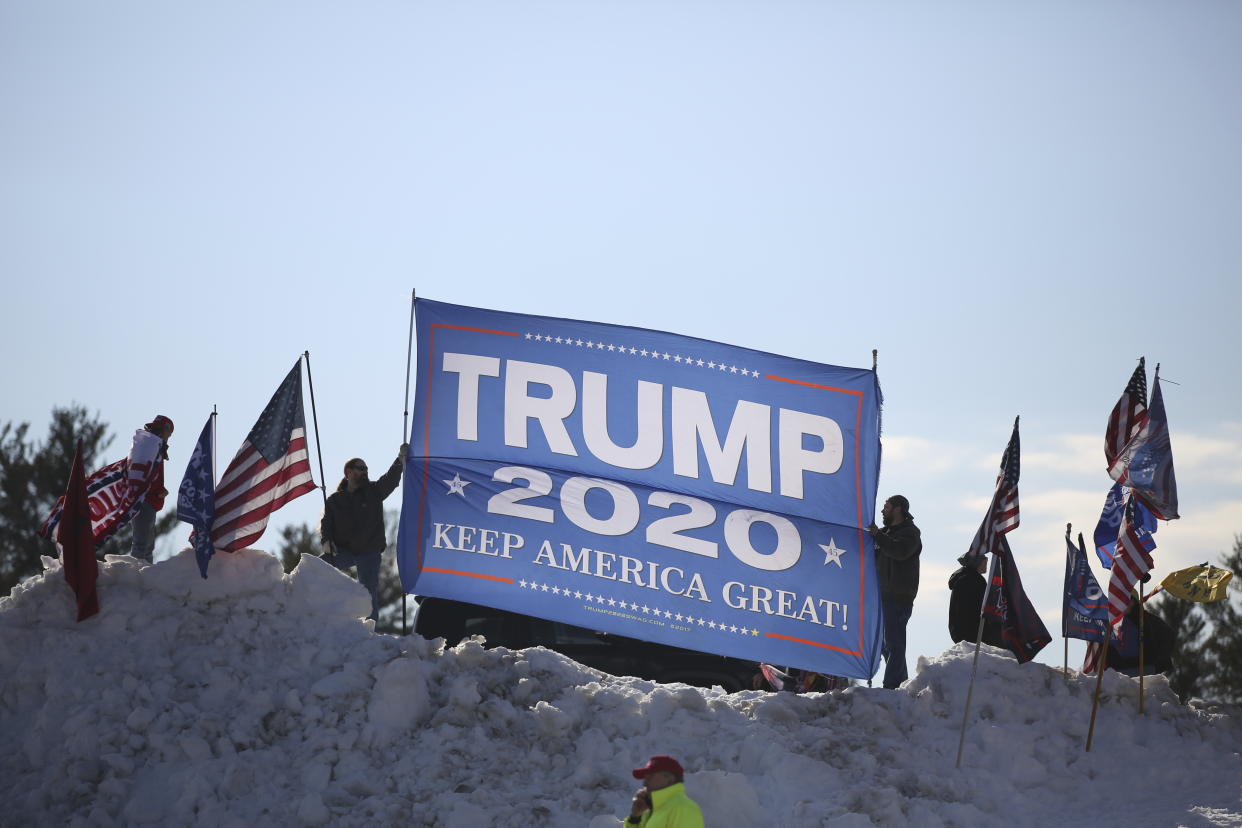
[398,299,884,679]
[1063,531,1108,643]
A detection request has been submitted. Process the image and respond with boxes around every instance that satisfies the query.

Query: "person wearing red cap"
[128,415,174,562]
[624,755,704,827]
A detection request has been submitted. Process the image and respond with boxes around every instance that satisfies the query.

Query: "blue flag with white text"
[398,299,884,680]
[1063,532,1109,642]
[1109,377,1179,521]
[177,416,216,579]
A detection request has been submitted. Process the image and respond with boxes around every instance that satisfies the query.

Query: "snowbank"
[1,549,1239,827]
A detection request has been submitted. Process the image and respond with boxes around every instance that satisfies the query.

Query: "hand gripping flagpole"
[302,351,329,514]
[400,289,416,635]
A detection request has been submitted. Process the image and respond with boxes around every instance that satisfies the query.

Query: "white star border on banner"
[523,332,765,379]
[514,579,762,637]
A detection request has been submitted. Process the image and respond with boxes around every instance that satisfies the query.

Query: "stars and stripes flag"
[39,458,144,548]
[1104,358,1147,468]
[964,416,1021,560]
[1108,369,1179,520]
[1103,490,1155,632]
[210,361,317,552]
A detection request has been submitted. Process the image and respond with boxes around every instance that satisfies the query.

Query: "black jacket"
[948,567,1002,646]
[873,519,921,603]
[320,455,403,555]
[1108,606,1175,676]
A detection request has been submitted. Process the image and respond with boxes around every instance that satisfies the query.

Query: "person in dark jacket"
[948,553,1002,646]
[320,444,407,622]
[868,495,921,689]
[1108,596,1175,676]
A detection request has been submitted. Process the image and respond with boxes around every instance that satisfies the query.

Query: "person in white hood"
[128,415,173,561]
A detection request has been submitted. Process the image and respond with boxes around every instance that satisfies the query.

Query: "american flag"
[1103,491,1155,631]
[1105,359,1147,468]
[964,417,1021,560]
[211,362,317,552]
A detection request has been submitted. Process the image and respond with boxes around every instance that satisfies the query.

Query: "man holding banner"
[321,445,408,621]
[868,495,922,688]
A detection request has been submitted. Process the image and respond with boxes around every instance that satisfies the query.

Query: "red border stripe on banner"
[765,373,870,657]
[423,567,515,584]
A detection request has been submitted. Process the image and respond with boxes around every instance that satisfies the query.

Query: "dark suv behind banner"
[414,597,759,693]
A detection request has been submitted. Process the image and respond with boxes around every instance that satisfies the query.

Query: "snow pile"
[1,549,1240,827]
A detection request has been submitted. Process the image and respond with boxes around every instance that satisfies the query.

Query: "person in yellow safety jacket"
[623,755,705,827]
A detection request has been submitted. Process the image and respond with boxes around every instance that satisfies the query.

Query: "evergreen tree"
[1200,535,1242,704]
[1147,590,1206,702]
[1,407,110,594]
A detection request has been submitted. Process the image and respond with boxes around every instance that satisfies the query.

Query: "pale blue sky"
[4,1,1240,672]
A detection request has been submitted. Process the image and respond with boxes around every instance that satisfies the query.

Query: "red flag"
[58,443,99,621]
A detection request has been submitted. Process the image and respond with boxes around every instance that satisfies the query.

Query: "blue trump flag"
[398,299,884,680]
[1063,531,1109,642]
[1109,374,1180,521]
[176,415,216,578]
[1092,482,1157,569]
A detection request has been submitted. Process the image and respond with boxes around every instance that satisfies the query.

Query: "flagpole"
[302,351,329,513]
[1134,365,1162,714]
[401,289,416,636]
[1138,579,1146,714]
[1063,524,1071,679]
[955,553,998,769]
[1085,621,1113,752]
[404,289,416,443]
[211,406,217,482]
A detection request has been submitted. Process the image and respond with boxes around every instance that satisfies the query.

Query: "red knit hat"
[632,755,684,779]
[145,415,174,434]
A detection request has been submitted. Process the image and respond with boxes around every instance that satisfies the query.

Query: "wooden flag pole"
[1063,523,1071,679]
[400,289,416,636]
[302,352,329,514]
[1138,580,1146,714]
[1085,621,1113,752]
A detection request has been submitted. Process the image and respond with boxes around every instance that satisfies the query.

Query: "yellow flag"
[1161,564,1233,603]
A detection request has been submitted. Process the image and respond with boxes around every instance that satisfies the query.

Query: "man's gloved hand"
[399,443,409,462]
